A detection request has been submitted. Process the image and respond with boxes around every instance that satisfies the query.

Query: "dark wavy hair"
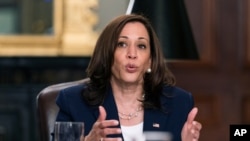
[82,14,175,109]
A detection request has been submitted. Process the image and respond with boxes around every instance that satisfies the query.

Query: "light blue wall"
[0,8,17,34]
[96,0,130,32]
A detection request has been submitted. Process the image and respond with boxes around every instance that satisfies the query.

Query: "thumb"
[97,106,107,122]
[187,107,198,124]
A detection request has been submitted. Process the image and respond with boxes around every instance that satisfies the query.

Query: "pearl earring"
[147,68,151,73]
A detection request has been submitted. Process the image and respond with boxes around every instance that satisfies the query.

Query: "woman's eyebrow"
[138,37,149,42]
[119,36,148,41]
[119,36,128,39]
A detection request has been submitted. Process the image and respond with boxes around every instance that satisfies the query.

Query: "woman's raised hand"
[83,106,122,141]
[181,107,202,141]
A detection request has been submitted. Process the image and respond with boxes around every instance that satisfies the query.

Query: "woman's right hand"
[83,106,122,141]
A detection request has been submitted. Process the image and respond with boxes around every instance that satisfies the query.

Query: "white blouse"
[120,122,145,141]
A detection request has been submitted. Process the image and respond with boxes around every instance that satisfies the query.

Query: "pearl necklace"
[118,106,142,120]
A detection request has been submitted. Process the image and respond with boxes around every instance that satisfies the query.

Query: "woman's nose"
[127,46,137,59]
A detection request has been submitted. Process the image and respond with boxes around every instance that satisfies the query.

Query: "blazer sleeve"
[55,89,73,121]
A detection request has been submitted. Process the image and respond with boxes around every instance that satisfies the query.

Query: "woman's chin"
[121,78,142,85]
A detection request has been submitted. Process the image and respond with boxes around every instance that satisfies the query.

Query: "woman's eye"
[138,44,146,49]
[117,42,127,47]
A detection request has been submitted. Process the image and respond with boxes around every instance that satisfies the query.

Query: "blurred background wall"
[0,0,250,141]
[0,0,129,141]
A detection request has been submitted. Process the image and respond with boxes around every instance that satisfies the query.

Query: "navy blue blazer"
[55,84,194,141]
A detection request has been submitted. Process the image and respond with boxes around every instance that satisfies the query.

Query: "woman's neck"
[110,78,144,126]
[110,78,144,105]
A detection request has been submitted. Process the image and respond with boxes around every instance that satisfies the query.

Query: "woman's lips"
[125,64,138,73]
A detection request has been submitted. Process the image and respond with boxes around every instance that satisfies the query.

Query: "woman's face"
[111,22,151,85]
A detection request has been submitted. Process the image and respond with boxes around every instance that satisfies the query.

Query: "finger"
[98,120,119,129]
[102,127,122,135]
[192,121,202,130]
[97,106,107,122]
[187,107,198,124]
[191,128,200,140]
[98,127,121,139]
[98,128,120,138]
[101,137,122,141]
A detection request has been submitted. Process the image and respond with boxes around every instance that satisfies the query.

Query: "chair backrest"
[36,78,89,141]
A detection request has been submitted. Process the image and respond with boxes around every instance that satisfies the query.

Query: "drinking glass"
[54,122,84,141]
[143,131,172,141]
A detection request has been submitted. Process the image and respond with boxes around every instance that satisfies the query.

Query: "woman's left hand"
[181,107,202,141]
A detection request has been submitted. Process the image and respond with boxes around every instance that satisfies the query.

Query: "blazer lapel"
[102,88,119,120]
[100,88,123,138]
[92,87,119,120]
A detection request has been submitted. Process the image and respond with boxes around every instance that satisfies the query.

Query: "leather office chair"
[36,78,90,141]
